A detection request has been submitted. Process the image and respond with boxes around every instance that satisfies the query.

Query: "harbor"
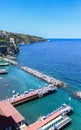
[0,57,65,87]
[0,100,73,130]
[26,104,73,130]
[5,84,57,106]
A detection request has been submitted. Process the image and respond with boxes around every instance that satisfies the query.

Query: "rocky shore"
[0,30,46,56]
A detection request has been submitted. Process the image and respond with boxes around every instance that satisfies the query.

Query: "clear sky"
[0,0,81,38]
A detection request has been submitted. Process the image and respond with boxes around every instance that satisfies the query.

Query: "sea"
[0,39,81,130]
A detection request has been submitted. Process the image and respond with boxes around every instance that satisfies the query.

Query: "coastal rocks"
[74,91,81,99]
[0,30,46,56]
[21,66,65,88]
[0,41,19,56]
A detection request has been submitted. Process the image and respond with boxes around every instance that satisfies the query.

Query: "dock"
[26,104,73,130]
[0,100,73,130]
[6,84,57,106]
[21,66,64,87]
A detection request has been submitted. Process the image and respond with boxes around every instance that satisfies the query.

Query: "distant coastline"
[0,30,46,56]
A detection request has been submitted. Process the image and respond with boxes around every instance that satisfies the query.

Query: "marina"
[1,57,65,87]
[5,84,57,106]
[0,100,73,130]
[0,39,81,129]
[26,104,73,130]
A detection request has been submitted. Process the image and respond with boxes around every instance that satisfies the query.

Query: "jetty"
[0,69,8,74]
[5,84,57,106]
[26,104,73,130]
[3,57,18,66]
[21,66,64,87]
[2,57,65,87]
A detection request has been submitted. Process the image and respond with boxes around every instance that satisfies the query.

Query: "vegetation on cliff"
[0,30,46,44]
[0,30,46,56]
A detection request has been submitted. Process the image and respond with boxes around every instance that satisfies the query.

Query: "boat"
[0,63,9,66]
[0,69,8,74]
[29,89,34,91]
[12,90,16,94]
[5,84,10,87]
[24,91,29,94]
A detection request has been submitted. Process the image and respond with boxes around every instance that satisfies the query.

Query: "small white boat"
[0,69,8,74]
[24,91,29,94]
[12,90,16,94]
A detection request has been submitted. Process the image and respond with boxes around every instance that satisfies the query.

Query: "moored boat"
[0,69,8,74]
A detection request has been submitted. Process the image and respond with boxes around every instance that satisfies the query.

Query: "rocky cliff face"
[0,30,46,56]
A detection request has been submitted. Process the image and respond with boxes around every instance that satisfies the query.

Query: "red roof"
[0,101,24,129]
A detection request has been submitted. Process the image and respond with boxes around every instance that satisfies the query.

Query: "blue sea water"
[0,39,81,130]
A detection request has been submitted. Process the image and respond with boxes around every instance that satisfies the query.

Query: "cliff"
[0,30,46,56]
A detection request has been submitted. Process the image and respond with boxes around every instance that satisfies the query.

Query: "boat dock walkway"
[5,84,57,106]
[26,104,73,130]
[21,66,64,87]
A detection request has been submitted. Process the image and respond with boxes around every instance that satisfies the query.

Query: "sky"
[0,0,81,38]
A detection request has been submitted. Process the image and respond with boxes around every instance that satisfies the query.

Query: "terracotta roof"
[0,101,24,129]
[0,101,24,123]
[27,111,61,130]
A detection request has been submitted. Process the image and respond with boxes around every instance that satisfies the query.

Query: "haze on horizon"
[0,0,81,38]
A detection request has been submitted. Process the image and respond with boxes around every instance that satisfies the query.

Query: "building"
[0,101,26,130]
[10,38,15,44]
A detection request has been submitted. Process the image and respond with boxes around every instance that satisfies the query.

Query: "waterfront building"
[0,101,26,130]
